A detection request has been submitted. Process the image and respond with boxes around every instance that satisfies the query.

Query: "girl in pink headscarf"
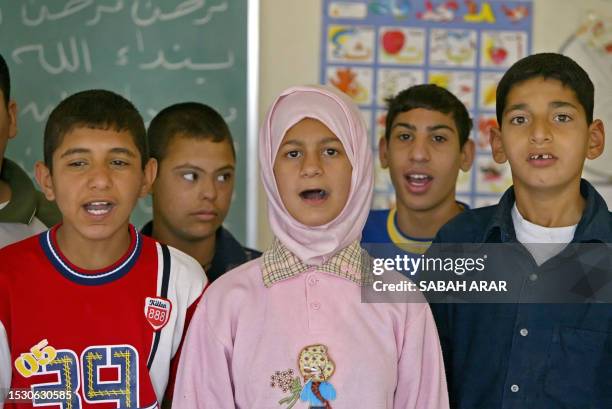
[172,85,449,409]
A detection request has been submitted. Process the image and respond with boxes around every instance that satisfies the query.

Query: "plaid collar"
[262,239,373,288]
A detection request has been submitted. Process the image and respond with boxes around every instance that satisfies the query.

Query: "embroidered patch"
[271,344,337,408]
[144,297,172,331]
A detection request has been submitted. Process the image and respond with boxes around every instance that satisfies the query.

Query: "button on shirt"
[430,180,612,409]
[173,240,449,409]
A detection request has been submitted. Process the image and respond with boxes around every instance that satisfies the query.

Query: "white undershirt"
[511,203,577,266]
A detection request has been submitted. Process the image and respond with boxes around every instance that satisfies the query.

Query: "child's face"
[380,108,473,212]
[491,77,604,193]
[36,127,156,242]
[273,118,352,227]
[0,94,17,161]
[152,136,235,242]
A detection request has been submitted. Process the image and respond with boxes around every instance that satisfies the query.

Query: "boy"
[430,53,610,408]
[362,84,474,257]
[0,90,206,408]
[143,102,260,283]
[0,53,59,248]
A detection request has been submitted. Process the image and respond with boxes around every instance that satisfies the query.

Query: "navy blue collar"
[483,179,612,243]
[40,224,142,285]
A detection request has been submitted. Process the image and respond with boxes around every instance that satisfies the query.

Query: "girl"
[172,85,448,408]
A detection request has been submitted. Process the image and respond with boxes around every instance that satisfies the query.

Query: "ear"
[140,158,158,198]
[34,161,55,201]
[489,126,507,164]
[149,159,161,196]
[586,119,605,160]
[7,100,17,139]
[378,136,389,168]
[459,139,475,172]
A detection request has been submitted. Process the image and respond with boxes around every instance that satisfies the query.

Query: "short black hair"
[0,53,11,106]
[496,53,594,126]
[44,90,147,170]
[385,84,472,148]
[148,102,235,163]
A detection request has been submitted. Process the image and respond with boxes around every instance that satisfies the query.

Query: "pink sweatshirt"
[172,258,448,408]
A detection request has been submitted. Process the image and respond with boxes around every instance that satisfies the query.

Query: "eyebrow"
[392,122,455,133]
[504,101,579,114]
[59,147,137,158]
[173,163,235,173]
[281,137,341,146]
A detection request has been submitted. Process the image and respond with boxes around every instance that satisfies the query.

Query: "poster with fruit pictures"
[321,0,532,210]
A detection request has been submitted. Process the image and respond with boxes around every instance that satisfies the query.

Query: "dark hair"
[0,53,11,106]
[44,89,147,170]
[385,84,472,148]
[148,102,235,163]
[496,53,594,126]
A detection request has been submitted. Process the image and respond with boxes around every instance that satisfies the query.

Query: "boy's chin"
[515,174,578,193]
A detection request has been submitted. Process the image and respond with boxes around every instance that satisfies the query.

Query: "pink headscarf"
[259,85,373,266]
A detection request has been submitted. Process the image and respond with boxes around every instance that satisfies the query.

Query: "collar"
[40,224,142,285]
[387,201,469,253]
[483,179,612,243]
[262,239,372,288]
[141,221,258,281]
[387,208,433,254]
[0,159,37,224]
[208,227,253,281]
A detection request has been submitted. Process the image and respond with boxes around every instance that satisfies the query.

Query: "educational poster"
[321,0,533,209]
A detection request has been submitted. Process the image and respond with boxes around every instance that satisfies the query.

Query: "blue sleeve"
[320,382,337,400]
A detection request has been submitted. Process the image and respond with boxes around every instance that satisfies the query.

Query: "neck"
[152,224,216,268]
[0,179,10,204]
[55,225,132,270]
[513,180,584,227]
[395,197,463,239]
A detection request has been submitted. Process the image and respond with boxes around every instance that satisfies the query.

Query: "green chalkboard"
[0,0,248,242]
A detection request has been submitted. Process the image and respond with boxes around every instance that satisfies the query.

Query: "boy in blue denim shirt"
[430,53,611,408]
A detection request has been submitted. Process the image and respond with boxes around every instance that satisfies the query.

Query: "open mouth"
[299,189,328,202]
[83,201,115,216]
[403,173,434,194]
[529,153,555,160]
[528,153,557,167]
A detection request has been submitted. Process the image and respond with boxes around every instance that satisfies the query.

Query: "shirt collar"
[483,179,612,243]
[262,239,372,288]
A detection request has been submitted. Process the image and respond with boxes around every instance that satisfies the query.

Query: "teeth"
[87,208,110,215]
[84,201,113,216]
[530,154,553,160]
[409,174,429,180]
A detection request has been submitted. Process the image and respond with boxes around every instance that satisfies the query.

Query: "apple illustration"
[382,30,405,55]
[489,46,508,65]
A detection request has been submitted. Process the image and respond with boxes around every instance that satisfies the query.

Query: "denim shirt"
[431,180,612,409]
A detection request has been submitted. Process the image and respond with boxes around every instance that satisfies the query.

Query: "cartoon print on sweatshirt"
[271,344,337,408]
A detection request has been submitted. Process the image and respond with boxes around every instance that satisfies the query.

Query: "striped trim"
[40,225,142,286]
[147,244,171,369]
[386,208,432,255]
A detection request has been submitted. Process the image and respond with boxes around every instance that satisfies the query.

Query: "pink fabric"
[259,85,373,266]
[172,260,450,409]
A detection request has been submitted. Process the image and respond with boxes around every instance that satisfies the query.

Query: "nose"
[530,117,553,145]
[87,164,112,190]
[409,137,431,162]
[300,153,323,177]
[199,175,218,201]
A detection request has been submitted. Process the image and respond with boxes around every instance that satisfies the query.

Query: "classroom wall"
[256,0,612,250]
